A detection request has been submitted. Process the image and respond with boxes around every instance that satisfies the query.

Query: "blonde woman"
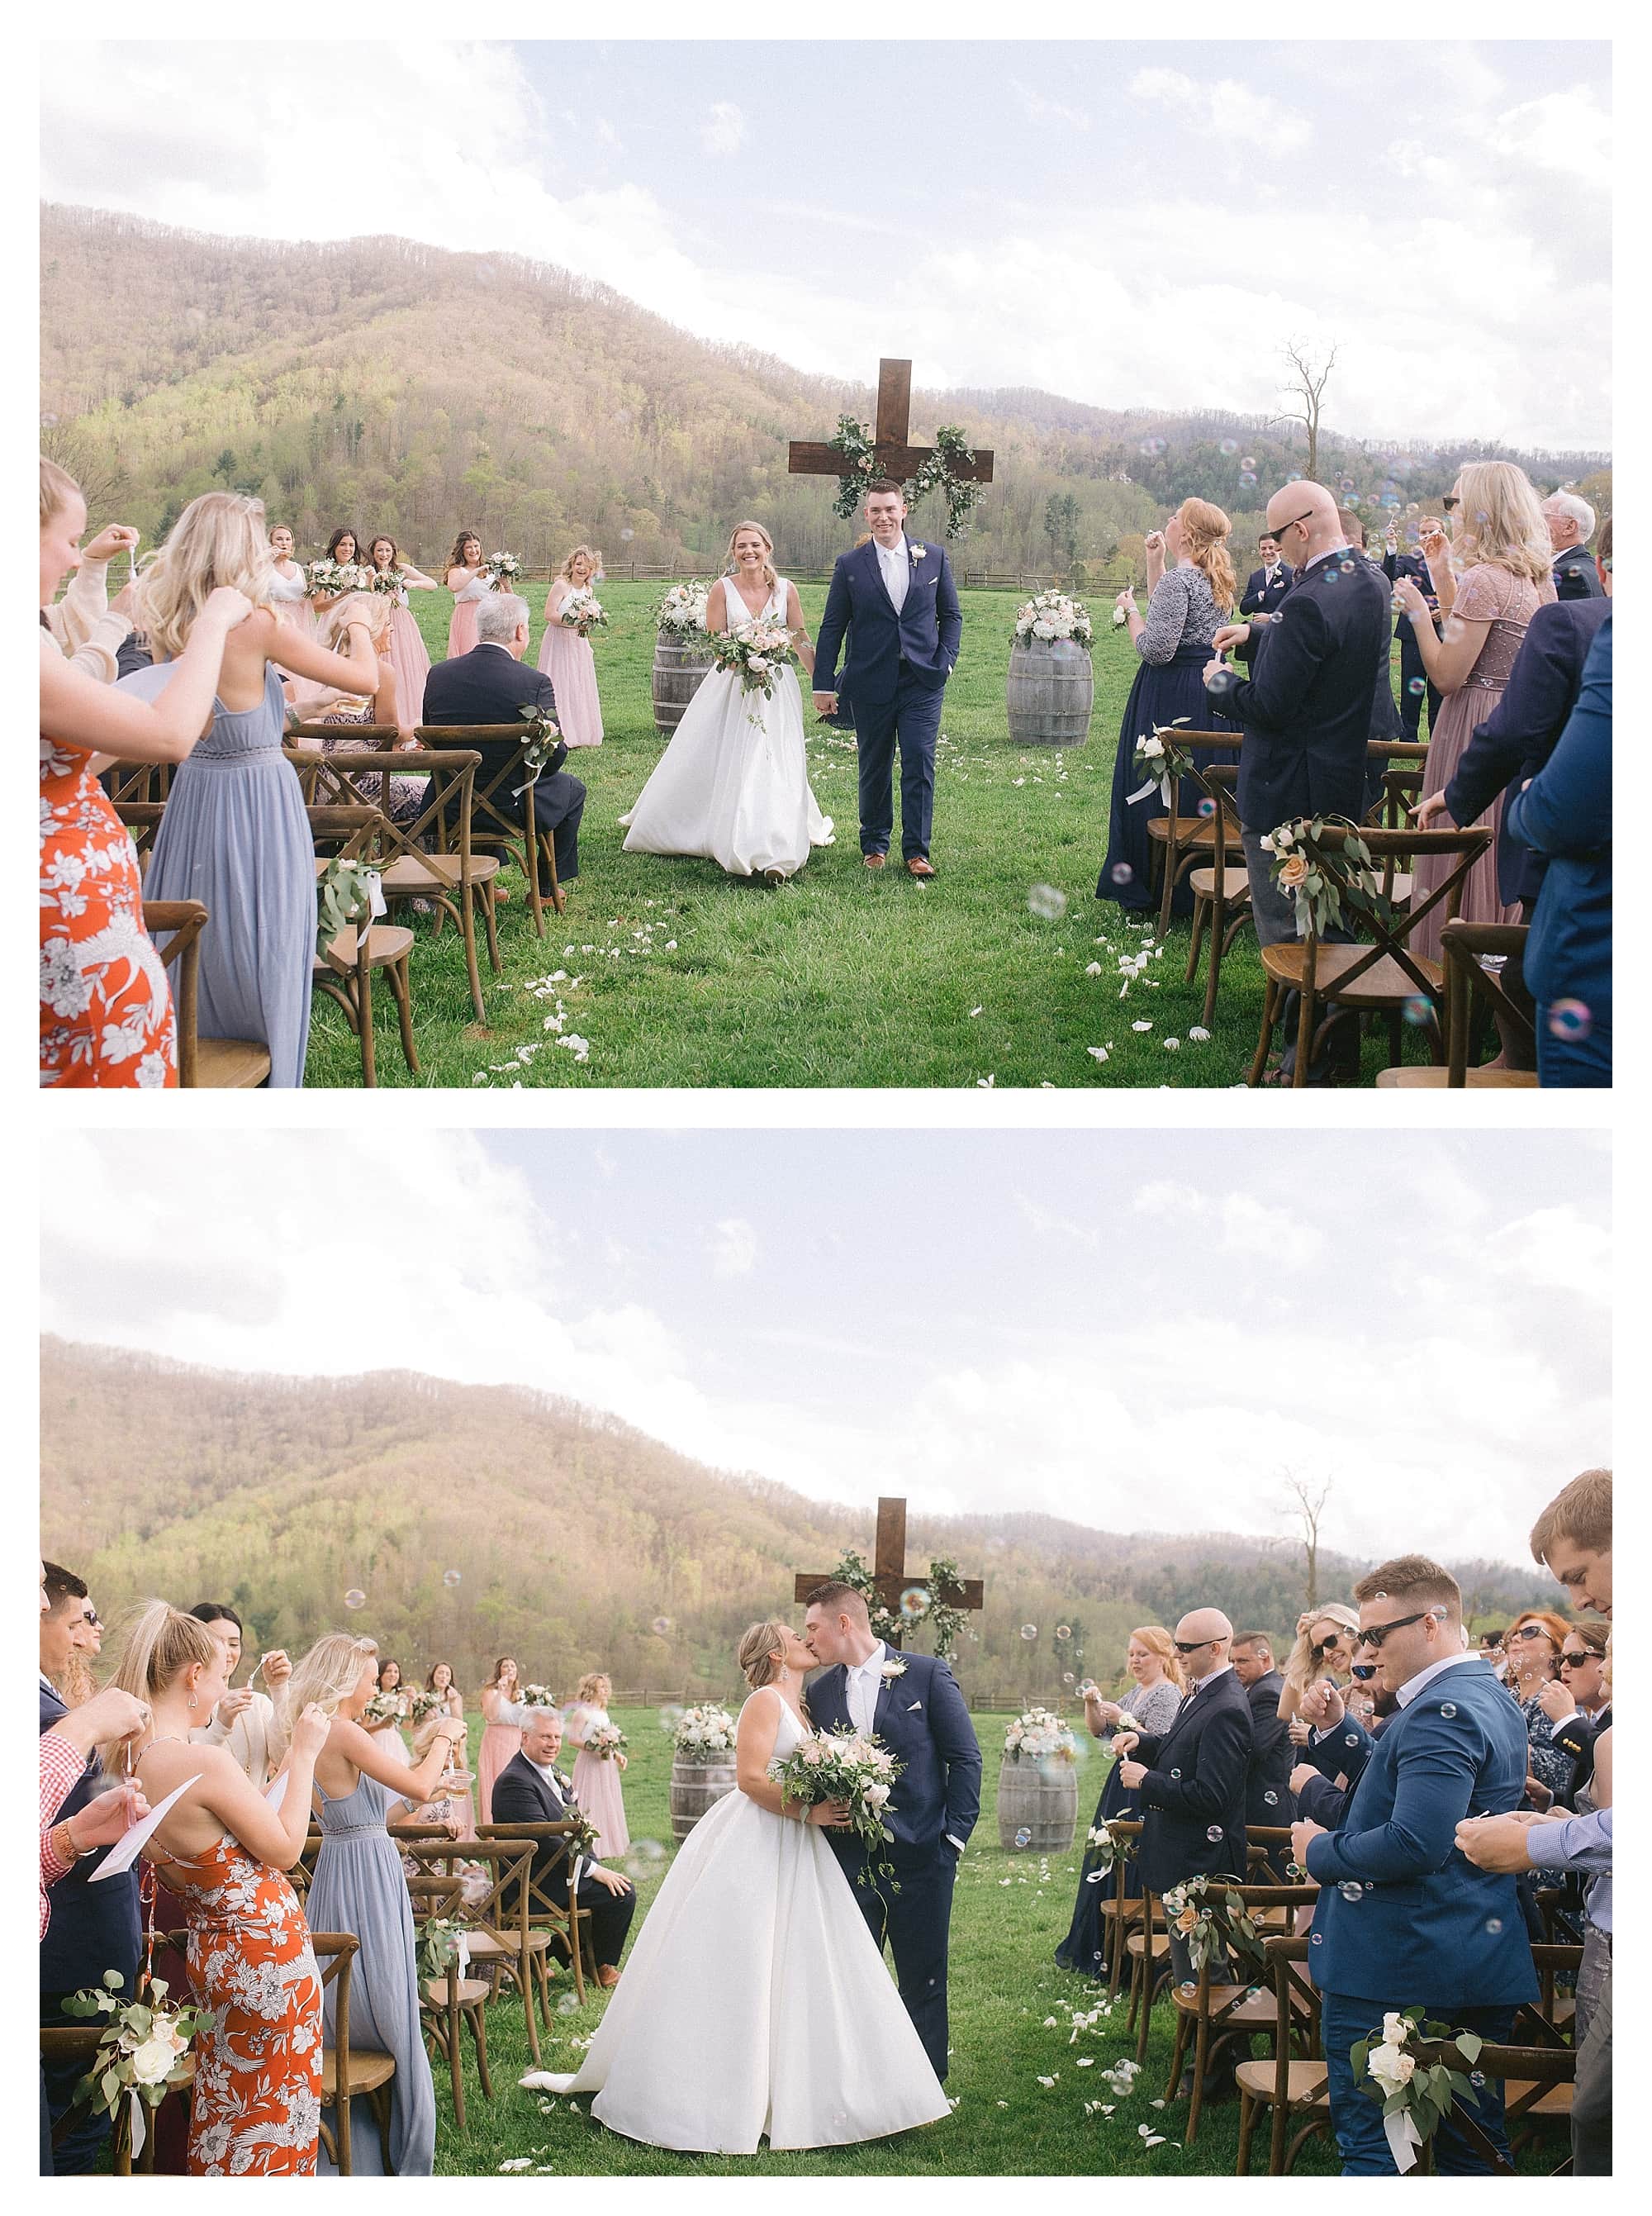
[1398,459,1558,959]
[1098,496,1239,914]
[110,1601,333,2175]
[621,521,833,881]
[566,1669,629,1858]
[1279,1603,1361,1737]
[291,1631,467,2176]
[531,1619,950,2152]
[536,543,605,746]
[1056,1627,1184,1978]
[116,492,379,1087]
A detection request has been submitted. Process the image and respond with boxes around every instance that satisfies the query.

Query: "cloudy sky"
[41,1128,1609,1571]
[40,33,1611,448]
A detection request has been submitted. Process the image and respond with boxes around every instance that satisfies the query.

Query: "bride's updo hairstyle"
[724,521,777,591]
[738,1619,790,1689]
[1175,496,1237,615]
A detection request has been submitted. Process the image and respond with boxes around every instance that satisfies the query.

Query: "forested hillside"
[40,206,1609,577]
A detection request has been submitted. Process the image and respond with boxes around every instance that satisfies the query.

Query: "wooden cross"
[795,1495,985,1651]
[788,357,995,492]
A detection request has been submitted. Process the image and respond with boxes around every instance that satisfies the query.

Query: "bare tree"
[1279,1471,1333,1609]
[1269,340,1339,483]
[40,418,129,525]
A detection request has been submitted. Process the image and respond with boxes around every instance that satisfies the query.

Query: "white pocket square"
[909,1701,923,1711]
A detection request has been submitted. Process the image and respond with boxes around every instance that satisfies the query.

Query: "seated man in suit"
[422,592,586,904]
[490,1706,635,1988]
[1379,517,1443,737]
[1291,1556,1537,2175]
[1238,534,1294,619]
[1541,491,1605,602]
[1229,1632,1294,1856]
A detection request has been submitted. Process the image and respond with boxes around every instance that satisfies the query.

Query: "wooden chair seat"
[1148,815,1222,851]
[193,1038,273,1087]
[1127,1929,1171,1959]
[1171,1981,1298,2028]
[1235,2058,1329,2109]
[422,1975,492,2009]
[1375,1066,1538,1089]
[319,2046,396,2098]
[380,852,501,893]
[1189,865,1252,901]
[316,923,415,976]
[1260,942,1445,1008]
[1508,2080,1574,2118]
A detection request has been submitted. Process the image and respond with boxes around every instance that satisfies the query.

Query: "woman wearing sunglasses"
[1279,1603,1360,1740]
[1533,1624,1611,1810]
[1502,1609,1574,1803]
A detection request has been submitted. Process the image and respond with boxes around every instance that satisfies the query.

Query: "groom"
[812,482,962,877]
[803,1581,982,2080]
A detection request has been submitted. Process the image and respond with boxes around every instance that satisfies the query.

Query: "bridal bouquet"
[1013,590,1094,648]
[1004,1707,1079,1763]
[767,1728,901,1864]
[308,557,371,598]
[371,566,407,598]
[409,1690,449,1725]
[518,1682,559,1709]
[670,1704,738,1756]
[711,618,799,703]
[654,579,715,635]
[558,586,609,635]
[583,1719,629,1761]
[483,550,522,588]
[61,1970,207,2162]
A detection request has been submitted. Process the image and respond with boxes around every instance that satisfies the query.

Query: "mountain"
[39,1339,1559,1697]
[40,205,1610,578]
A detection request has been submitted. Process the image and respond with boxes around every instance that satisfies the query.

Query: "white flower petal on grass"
[969,1006,983,1017]
[1164,1037,1180,1050]
[1188,1025,1211,1041]
[1085,962,1103,976]
[1087,1045,1108,1063]
[1132,1020,1153,1032]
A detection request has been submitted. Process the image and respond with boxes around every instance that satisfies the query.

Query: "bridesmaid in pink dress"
[365,535,436,723]
[1402,460,1558,964]
[310,527,366,629]
[477,1655,529,1825]
[444,530,489,659]
[267,524,314,654]
[536,544,605,747]
[565,1670,630,1858]
[409,1662,476,1841]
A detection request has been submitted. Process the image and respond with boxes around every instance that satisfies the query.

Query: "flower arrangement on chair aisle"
[61,1968,207,2163]
[1351,2008,1488,2174]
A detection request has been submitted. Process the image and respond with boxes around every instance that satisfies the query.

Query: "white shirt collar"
[851,1640,887,1679]
[1396,1650,1479,1708]
[1188,1661,1232,1691]
[528,1756,563,1786]
[876,537,907,564]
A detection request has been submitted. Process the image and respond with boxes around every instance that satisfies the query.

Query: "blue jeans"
[853,668,946,860]
[1319,1993,1516,2175]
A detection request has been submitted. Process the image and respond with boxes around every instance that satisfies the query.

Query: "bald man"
[1113,1607,1253,2004]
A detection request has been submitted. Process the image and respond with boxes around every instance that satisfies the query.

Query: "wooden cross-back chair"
[1514,1942,1584,2050]
[287,740,495,1021]
[308,1931,396,2176]
[1163,1881,1320,2145]
[1091,1819,1146,2000]
[476,1820,601,2004]
[400,1840,548,2066]
[416,724,565,935]
[1405,2036,1578,2174]
[1377,920,1538,1089]
[39,2026,196,2174]
[1233,1933,1333,2176]
[1126,1887,1172,2061]
[104,761,172,806]
[1142,728,1243,938]
[140,899,273,1087]
[1246,822,1493,1088]
[1170,744,1254,1028]
[305,802,418,1087]
[114,800,164,877]
[406,1872,492,2129]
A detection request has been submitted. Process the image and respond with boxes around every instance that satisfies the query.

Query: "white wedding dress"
[529,1689,949,2152]
[620,576,834,877]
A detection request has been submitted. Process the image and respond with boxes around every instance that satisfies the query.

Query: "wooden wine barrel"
[1005,638,1094,747]
[653,634,716,736]
[669,1752,738,1843]
[997,1754,1079,1852]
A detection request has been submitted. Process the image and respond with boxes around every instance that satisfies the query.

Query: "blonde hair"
[575,1672,611,1706]
[102,1600,216,1771]
[135,491,274,661]
[287,1631,378,1720]
[1453,461,1554,587]
[1127,1624,1185,1694]
[319,589,392,651]
[559,544,599,584]
[1176,497,1237,613]
[40,457,80,530]
[1283,1602,1360,1695]
[737,1619,790,1690]
[724,521,777,592]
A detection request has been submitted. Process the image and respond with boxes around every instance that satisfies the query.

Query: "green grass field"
[303,586,1429,1090]
[430,1707,1560,2178]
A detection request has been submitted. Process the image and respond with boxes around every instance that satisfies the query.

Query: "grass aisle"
[305,587,1431,1089]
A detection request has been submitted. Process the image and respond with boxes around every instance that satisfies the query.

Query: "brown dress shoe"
[906,857,936,877]
[596,1965,620,1989]
[863,851,886,869]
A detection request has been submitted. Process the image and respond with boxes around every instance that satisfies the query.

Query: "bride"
[620,523,834,882]
[524,1621,950,2153]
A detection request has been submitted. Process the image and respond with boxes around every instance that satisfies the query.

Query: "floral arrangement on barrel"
[483,550,522,590]
[62,1969,207,2162]
[654,580,716,637]
[668,1704,738,1756]
[558,585,609,636]
[1004,1707,1079,1763]
[1012,590,1094,649]
[767,1729,902,1886]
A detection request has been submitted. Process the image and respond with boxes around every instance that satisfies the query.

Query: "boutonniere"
[880,1657,909,1682]
[907,543,927,567]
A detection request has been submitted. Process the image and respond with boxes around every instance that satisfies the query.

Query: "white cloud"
[1129,67,1310,152]
[1012,79,1089,131]
[710,1219,757,1279]
[700,102,746,157]
[1131,1181,1320,1261]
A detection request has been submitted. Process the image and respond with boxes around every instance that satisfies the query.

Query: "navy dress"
[1055,1676,1182,1979]
[1097,565,1236,915]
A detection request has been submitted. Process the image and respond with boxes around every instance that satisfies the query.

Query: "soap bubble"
[1062,1672,1075,1686]
[658,1704,685,1733]
[1207,1825,1222,1843]
[652,1615,672,1636]
[1015,1828,1032,1847]
[1140,436,1167,456]
[556,1993,581,2015]
[1219,439,1239,454]
[1340,559,1356,572]
[1549,999,1592,1041]
[1311,1932,1322,1945]
[1197,796,1216,818]
[1169,1768,1181,1780]
[1339,476,1355,492]
[1485,1917,1503,1936]
[1241,457,1256,473]
[443,1569,462,1587]
[627,1838,666,1866]
[1408,678,1427,696]
[41,411,59,427]
[1029,883,1068,921]
[620,527,635,541]
[1344,1734,1359,1748]
[1204,666,1238,698]
[1441,1702,1457,1719]
[1020,1624,1038,1641]
[344,1589,368,1610]
[1374,1591,1387,1600]
[1238,470,1258,487]
[1402,996,1431,1025]
[1055,1625,1072,1642]
[1340,1881,1363,1903]
[900,1586,931,1620]
[1110,863,1134,886]
[1264,1790,1278,1806]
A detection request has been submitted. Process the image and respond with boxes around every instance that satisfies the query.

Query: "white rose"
[1369,2042,1416,2094]
[1382,2011,1409,2047]
[129,2036,178,2087]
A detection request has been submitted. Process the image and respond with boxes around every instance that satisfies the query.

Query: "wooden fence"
[402,558,1131,595]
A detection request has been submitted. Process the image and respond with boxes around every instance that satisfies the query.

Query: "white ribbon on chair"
[1127,768,1175,809]
[128,2090,147,2166]
[1384,2107,1424,2174]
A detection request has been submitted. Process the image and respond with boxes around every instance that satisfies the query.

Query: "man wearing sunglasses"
[1289,1555,1536,2174]
[1289,1641,1398,1829]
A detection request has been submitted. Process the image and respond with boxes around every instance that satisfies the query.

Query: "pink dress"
[382,590,430,722]
[447,574,487,659]
[1411,564,1555,963]
[477,1694,525,1826]
[536,592,605,747]
[568,1706,629,1858]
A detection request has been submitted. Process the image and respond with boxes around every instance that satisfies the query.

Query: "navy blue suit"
[805,1647,980,2078]
[1243,1668,1296,1846]
[1305,1658,1537,2174]
[1552,550,1604,602]
[1505,616,1612,1087]
[1294,1706,1386,1828]
[421,644,586,887]
[813,537,961,862]
[40,1680,140,2172]
[1446,597,1611,909]
[1239,561,1294,618]
[1129,1667,1252,1895]
[1380,548,1441,735]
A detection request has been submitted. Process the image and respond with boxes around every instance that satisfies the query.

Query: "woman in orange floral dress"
[39,459,253,1086]
[107,1601,333,2176]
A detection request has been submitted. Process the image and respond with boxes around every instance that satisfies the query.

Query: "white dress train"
[620,576,834,878]
[527,1690,948,2152]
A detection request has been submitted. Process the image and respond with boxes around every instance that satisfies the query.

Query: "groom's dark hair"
[864,479,905,500]
[804,1580,871,1623]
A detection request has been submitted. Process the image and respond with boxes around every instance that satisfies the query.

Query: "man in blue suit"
[1290,1555,1537,2175]
[812,482,962,877]
[803,1581,981,2080]
[1379,518,1443,736]
[1238,535,1294,619]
